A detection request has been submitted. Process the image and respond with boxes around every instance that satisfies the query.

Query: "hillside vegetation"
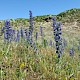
[0,8,80,25]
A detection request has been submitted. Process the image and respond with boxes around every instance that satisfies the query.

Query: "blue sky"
[0,0,80,20]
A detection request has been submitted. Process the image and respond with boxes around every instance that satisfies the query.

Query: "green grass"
[0,22,80,79]
[0,39,80,80]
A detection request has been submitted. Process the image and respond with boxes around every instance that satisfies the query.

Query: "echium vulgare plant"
[40,26,44,46]
[69,47,74,56]
[27,10,34,45]
[3,20,13,42]
[29,10,34,37]
[15,30,20,42]
[35,32,38,41]
[49,40,53,47]
[52,17,63,58]
[20,27,24,38]
[40,26,43,36]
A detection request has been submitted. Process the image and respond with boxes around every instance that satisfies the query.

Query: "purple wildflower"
[35,32,38,41]
[4,20,13,42]
[69,48,74,56]
[40,26,43,36]
[16,30,20,42]
[20,27,24,38]
[29,10,34,35]
[28,11,34,45]
[49,40,52,46]
[52,17,63,57]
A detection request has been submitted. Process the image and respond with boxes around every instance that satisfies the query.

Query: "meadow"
[0,9,80,80]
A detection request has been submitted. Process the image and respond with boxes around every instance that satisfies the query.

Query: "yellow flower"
[20,62,25,68]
